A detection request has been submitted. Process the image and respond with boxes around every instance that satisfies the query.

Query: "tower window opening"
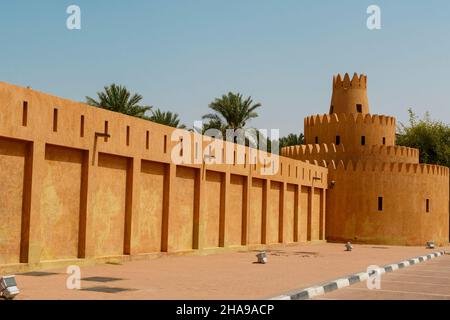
[80,115,85,137]
[315,136,319,144]
[330,105,334,114]
[356,104,362,113]
[164,135,167,153]
[382,137,386,145]
[335,135,341,145]
[378,197,383,211]
[53,108,58,132]
[426,199,430,213]
[126,126,130,146]
[361,136,366,146]
[22,101,28,126]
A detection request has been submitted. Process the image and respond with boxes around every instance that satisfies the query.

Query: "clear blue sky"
[1,0,449,135]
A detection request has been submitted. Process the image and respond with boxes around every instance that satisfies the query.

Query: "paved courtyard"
[314,254,450,300]
[5,243,449,300]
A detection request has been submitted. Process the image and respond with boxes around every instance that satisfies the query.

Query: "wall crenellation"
[281,143,419,165]
[304,113,396,127]
[282,143,419,158]
[333,73,367,89]
[326,159,449,177]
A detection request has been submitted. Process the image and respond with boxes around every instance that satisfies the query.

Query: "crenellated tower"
[330,73,369,115]
[281,72,449,246]
[298,73,398,160]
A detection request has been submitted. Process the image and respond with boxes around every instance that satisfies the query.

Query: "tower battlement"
[326,159,448,177]
[304,113,396,127]
[330,72,370,114]
[303,113,397,148]
[281,143,419,165]
[333,73,367,89]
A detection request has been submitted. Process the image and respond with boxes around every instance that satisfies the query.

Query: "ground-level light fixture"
[345,242,353,252]
[426,241,435,249]
[0,275,20,300]
[256,251,268,264]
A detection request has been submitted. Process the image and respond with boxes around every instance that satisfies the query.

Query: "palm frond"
[86,84,152,119]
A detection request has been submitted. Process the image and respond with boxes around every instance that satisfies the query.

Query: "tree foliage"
[397,108,450,167]
[86,84,152,118]
[148,109,186,129]
[203,92,261,132]
[265,133,304,154]
[279,133,304,149]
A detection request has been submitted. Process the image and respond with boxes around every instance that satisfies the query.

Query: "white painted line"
[346,287,450,298]
[382,280,450,287]
[388,273,450,279]
[402,269,450,274]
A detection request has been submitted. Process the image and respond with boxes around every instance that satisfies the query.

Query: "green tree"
[279,133,304,149]
[201,118,227,136]
[148,109,186,129]
[203,92,261,131]
[86,84,152,118]
[266,133,304,154]
[397,108,450,167]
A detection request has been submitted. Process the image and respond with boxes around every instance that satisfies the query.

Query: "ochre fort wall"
[1,71,448,272]
[0,82,327,272]
[326,160,449,245]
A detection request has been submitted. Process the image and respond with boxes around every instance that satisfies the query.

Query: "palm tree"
[148,109,186,129]
[203,92,261,131]
[279,133,304,148]
[86,84,152,118]
[202,118,227,136]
